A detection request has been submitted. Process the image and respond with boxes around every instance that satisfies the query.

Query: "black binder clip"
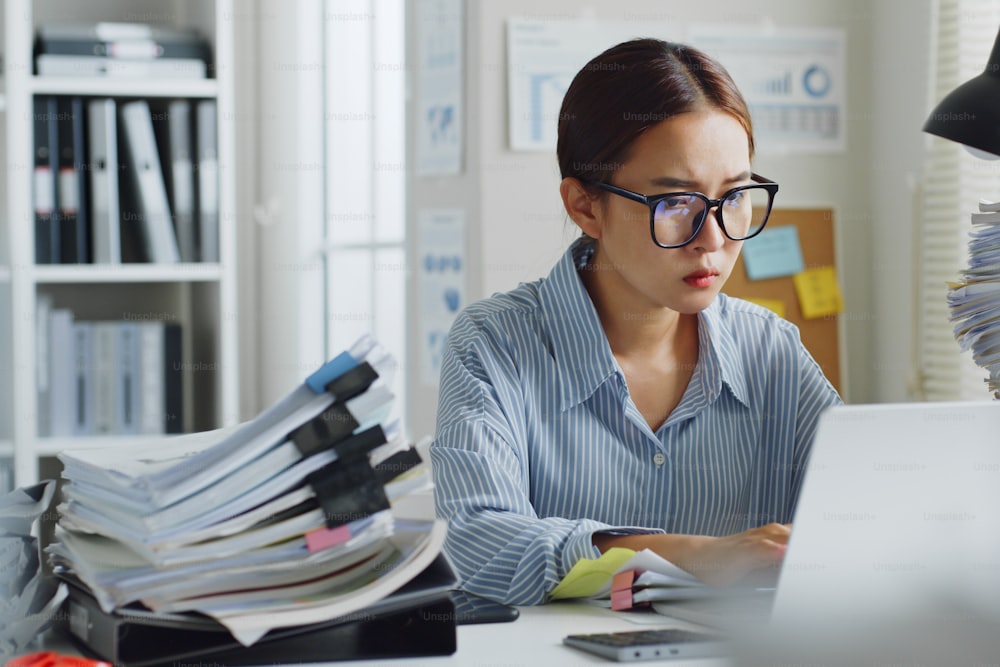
[374,448,423,485]
[305,425,390,528]
[325,361,378,402]
[288,361,382,457]
[289,403,360,457]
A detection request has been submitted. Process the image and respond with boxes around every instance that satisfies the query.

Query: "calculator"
[563,628,728,662]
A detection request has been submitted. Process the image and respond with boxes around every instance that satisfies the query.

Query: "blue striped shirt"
[430,238,842,605]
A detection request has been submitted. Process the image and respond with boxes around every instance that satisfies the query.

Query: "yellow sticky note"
[745,297,787,319]
[793,266,844,319]
[549,547,636,600]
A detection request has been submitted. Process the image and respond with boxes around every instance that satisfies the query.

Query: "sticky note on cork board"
[793,266,844,319]
[742,226,806,280]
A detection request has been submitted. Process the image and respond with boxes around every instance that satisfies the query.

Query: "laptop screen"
[770,400,1000,628]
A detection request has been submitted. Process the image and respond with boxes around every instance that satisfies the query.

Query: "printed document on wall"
[418,209,465,386]
[416,0,463,175]
[506,18,682,151]
[689,25,846,154]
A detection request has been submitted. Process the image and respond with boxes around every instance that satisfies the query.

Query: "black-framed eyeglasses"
[590,173,779,249]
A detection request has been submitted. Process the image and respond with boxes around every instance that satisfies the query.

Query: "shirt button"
[653,452,666,467]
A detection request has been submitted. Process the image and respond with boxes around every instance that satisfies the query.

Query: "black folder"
[63,554,458,666]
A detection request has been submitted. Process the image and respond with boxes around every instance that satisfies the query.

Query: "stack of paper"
[947,199,1000,397]
[0,481,67,660]
[48,335,446,647]
[550,547,705,610]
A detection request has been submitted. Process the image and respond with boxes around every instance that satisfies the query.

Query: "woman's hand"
[672,523,790,587]
[593,523,791,587]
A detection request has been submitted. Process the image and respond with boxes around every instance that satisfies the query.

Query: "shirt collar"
[537,238,752,412]
[538,238,619,412]
[697,297,752,408]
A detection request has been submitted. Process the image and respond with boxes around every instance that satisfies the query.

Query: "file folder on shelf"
[64,554,458,666]
[33,95,60,264]
[119,100,180,264]
[87,98,121,264]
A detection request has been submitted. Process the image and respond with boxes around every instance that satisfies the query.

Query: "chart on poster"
[688,24,846,154]
[506,18,681,151]
[418,209,465,386]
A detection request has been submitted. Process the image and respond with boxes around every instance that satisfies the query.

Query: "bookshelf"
[31,78,219,98]
[1,0,239,489]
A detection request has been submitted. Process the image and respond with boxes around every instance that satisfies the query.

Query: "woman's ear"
[559,177,603,239]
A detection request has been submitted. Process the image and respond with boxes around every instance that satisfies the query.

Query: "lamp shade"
[923,26,1000,157]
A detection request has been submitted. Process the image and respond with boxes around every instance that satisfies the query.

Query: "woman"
[430,38,842,605]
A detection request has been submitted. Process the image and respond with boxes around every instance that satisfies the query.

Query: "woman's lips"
[683,269,720,288]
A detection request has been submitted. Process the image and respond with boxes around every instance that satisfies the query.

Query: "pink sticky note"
[305,524,352,552]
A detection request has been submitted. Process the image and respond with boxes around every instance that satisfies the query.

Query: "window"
[917,0,1000,400]
[323,1,408,418]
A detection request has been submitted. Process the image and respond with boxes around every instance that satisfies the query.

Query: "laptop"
[653,401,1000,635]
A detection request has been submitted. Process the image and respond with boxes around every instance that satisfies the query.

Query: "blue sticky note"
[742,226,805,281]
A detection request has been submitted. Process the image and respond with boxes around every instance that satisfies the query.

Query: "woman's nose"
[691,206,726,251]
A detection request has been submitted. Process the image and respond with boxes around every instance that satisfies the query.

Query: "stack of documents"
[947,199,1000,397]
[0,482,67,660]
[48,335,447,647]
[550,547,706,610]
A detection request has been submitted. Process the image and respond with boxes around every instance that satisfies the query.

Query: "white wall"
[407,0,891,439]
[243,1,935,436]
[246,0,328,411]
[870,0,933,402]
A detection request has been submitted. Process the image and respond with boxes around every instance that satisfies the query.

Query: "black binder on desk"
[64,553,458,666]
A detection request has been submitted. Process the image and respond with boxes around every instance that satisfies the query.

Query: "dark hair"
[557,38,754,186]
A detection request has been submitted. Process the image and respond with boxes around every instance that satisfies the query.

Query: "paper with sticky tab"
[550,547,636,600]
[550,547,701,603]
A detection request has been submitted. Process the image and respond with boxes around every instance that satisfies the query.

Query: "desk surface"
[442,603,730,667]
[37,602,731,666]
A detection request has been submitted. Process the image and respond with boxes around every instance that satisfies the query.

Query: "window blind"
[918,0,1000,400]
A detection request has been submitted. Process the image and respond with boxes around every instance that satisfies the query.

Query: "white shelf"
[31,77,219,98]
[33,435,191,457]
[33,263,225,284]
[3,0,239,488]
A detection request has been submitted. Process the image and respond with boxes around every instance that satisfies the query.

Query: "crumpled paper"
[0,481,68,660]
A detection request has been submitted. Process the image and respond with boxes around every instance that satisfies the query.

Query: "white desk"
[438,603,729,667]
[36,602,730,666]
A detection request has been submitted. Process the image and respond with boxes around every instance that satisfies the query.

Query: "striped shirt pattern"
[430,238,842,605]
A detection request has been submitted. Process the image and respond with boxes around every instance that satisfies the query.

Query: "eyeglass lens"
[653,187,771,246]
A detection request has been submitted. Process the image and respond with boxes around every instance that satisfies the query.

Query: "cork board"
[722,208,842,394]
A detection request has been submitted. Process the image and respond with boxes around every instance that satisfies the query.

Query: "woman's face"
[588,109,752,315]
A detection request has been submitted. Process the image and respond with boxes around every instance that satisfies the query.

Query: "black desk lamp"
[923,26,1000,158]
[923,25,1000,398]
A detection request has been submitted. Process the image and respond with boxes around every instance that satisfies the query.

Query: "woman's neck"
[579,247,698,361]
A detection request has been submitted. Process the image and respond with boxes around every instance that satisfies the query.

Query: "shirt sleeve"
[429,313,659,605]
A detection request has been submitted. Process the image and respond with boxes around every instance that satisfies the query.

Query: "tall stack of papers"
[48,335,449,649]
[0,482,67,660]
[947,199,1000,398]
